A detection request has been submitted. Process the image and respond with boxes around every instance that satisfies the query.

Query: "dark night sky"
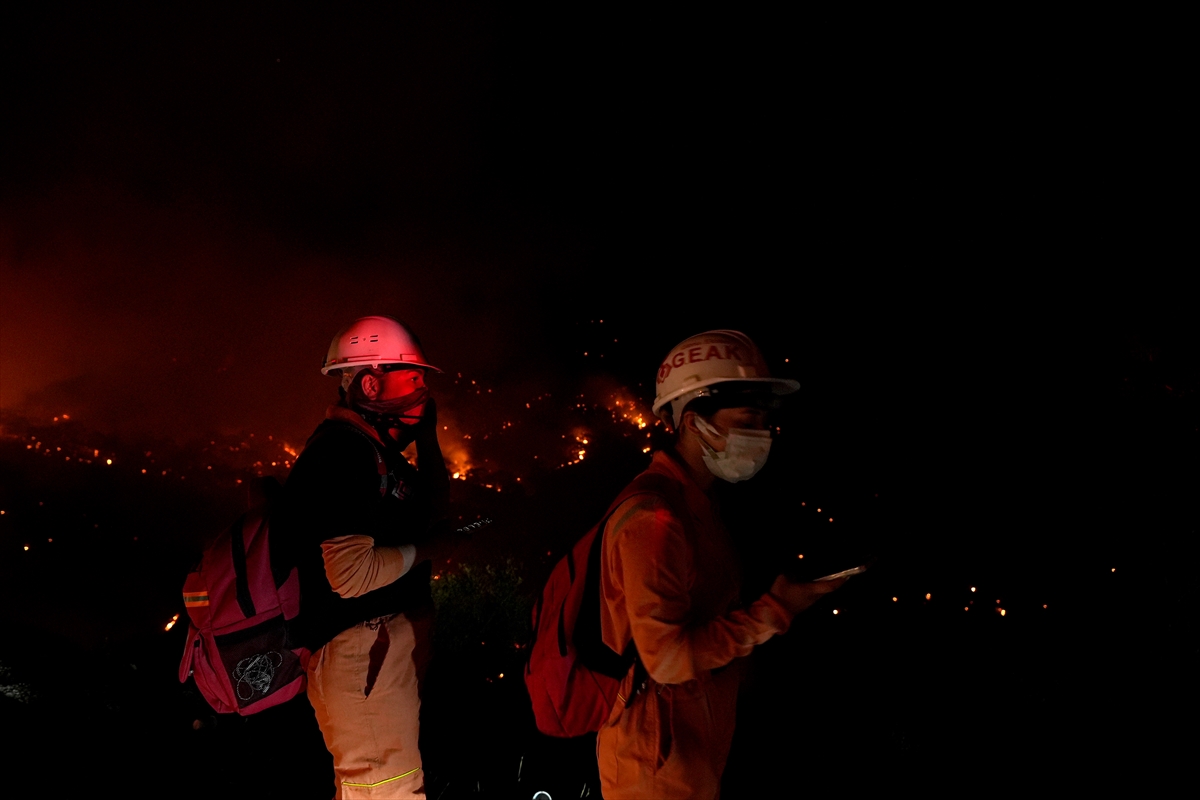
[0,5,1191,543]
[2,6,911,438]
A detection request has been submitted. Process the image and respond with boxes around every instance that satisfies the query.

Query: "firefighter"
[596,330,846,799]
[279,315,457,799]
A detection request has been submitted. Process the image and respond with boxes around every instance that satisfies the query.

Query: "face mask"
[693,417,772,482]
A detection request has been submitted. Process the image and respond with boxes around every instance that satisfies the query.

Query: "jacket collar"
[649,448,717,508]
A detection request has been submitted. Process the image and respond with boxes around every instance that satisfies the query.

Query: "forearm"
[686,592,792,671]
[320,535,418,598]
[633,592,793,683]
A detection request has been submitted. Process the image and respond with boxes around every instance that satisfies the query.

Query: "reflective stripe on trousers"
[307,610,432,799]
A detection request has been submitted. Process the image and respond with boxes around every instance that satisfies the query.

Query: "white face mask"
[693,416,772,482]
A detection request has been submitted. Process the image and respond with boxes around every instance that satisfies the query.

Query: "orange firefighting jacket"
[596,450,794,799]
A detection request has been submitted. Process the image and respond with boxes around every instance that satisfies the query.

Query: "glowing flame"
[165,613,180,632]
[283,444,298,458]
[437,414,473,479]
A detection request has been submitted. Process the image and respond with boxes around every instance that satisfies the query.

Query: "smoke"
[0,184,585,447]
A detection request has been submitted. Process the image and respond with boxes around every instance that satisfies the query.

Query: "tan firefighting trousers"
[307,610,432,799]
[598,663,744,799]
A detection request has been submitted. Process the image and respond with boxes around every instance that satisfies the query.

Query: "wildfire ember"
[607,394,651,430]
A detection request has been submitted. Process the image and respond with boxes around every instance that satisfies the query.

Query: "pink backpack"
[524,472,677,737]
[179,424,387,715]
[178,508,309,715]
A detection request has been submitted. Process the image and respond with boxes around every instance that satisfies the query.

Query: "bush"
[430,559,532,660]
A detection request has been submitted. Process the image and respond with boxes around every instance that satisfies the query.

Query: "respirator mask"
[693,416,772,482]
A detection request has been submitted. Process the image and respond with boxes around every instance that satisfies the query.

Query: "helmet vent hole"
[350,336,359,345]
[369,335,379,343]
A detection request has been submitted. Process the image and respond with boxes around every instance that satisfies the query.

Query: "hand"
[413,396,439,443]
[769,574,846,616]
[413,398,450,515]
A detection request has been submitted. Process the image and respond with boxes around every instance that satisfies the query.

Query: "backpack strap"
[575,471,683,679]
[610,473,685,701]
[229,514,257,618]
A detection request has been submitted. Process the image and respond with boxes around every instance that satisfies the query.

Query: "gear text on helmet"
[652,330,799,429]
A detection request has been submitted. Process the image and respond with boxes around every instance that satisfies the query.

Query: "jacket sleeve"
[320,535,418,598]
[603,496,794,685]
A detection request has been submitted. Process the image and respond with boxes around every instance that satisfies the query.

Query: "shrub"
[430,559,532,661]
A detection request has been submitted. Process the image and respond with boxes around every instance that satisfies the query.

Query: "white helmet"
[652,330,798,429]
[322,316,441,381]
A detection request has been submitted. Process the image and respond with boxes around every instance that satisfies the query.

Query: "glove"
[412,396,440,446]
[413,397,450,517]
